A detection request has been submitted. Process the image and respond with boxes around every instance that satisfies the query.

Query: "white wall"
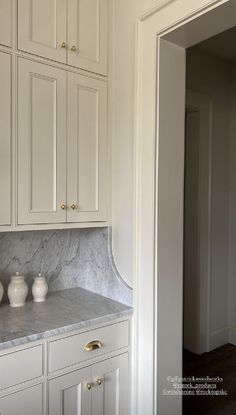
[186,47,231,348]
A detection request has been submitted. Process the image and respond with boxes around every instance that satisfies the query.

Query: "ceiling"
[196,25,236,62]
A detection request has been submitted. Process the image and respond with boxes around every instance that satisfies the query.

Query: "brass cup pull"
[70,204,76,210]
[96,379,103,386]
[61,204,66,210]
[71,45,77,52]
[84,340,102,352]
[61,42,66,48]
[87,383,92,390]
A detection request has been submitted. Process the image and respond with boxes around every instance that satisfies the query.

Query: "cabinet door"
[68,0,108,75]
[67,73,107,223]
[0,52,11,226]
[18,0,67,63]
[18,58,67,225]
[92,354,130,415]
[0,0,12,47]
[49,367,91,415]
[0,384,43,415]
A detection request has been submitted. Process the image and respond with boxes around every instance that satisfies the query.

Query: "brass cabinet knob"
[87,383,92,390]
[71,45,77,52]
[61,204,66,210]
[60,42,66,48]
[96,379,103,386]
[70,204,76,210]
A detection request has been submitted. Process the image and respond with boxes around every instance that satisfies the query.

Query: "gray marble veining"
[0,227,133,306]
[0,287,133,350]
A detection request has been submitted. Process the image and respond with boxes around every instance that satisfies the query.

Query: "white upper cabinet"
[17,0,108,75]
[0,52,11,226]
[67,0,108,75]
[67,73,107,222]
[18,0,67,63]
[0,0,12,47]
[17,58,67,225]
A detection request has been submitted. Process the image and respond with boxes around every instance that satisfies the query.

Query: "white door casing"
[18,58,67,225]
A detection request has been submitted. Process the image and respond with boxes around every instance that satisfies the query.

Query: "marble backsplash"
[0,227,132,306]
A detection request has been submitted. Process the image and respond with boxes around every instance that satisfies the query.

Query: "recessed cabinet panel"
[0,52,11,226]
[92,354,129,415]
[67,73,107,223]
[18,0,67,63]
[18,58,67,224]
[49,367,91,415]
[0,0,12,47]
[0,384,43,415]
[68,0,108,75]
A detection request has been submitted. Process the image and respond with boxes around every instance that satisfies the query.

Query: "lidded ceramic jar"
[32,273,48,303]
[0,280,3,304]
[7,272,28,307]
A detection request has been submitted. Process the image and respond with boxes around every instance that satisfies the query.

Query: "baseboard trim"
[210,327,228,350]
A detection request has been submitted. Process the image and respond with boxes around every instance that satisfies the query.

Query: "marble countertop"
[0,288,133,351]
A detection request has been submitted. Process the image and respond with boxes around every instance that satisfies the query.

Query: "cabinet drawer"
[0,384,43,415]
[49,321,129,373]
[0,345,43,390]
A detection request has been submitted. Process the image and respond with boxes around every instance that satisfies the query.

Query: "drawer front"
[0,346,43,390]
[0,384,43,415]
[49,321,129,373]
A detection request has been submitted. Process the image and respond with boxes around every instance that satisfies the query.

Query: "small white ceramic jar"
[0,281,3,304]
[32,273,48,302]
[7,272,28,307]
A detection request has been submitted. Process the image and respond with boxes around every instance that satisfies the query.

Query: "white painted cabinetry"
[18,0,67,63]
[17,58,107,225]
[0,0,12,47]
[0,52,11,226]
[18,58,67,225]
[0,384,43,415]
[67,73,107,222]
[49,354,129,415]
[0,320,130,415]
[18,0,108,75]
[67,0,108,75]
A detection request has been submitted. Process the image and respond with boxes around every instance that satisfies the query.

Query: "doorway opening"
[183,27,236,415]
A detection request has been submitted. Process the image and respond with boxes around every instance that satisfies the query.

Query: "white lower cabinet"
[0,320,130,415]
[0,384,43,415]
[49,354,129,415]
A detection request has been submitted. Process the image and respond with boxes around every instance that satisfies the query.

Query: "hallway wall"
[186,46,231,349]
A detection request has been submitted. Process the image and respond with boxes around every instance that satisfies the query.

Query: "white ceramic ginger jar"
[7,272,28,307]
[0,281,3,304]
[32,274,48,302]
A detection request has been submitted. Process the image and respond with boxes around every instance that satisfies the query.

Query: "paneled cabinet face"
[0,0,12,47]
[92,354,129,415]
[67,73,107,223]
[49,354,129,415]
[67,0,108,75]
[18,0,67,63]
[0,384,43,415]
[17,58,67,225]
[49,366,91,415]
[0,52,11,226]
[18,0,108,75]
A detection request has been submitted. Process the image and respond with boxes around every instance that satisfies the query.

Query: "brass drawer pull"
[84,340,102,352]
